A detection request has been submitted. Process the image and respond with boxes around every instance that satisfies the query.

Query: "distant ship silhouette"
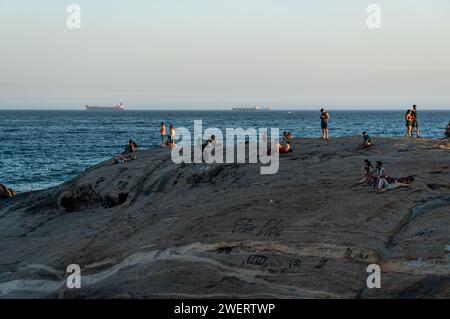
[84,103,124,111]
[232,105,271,111]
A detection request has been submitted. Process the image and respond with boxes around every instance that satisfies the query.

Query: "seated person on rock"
[114,139,138,163]
[124,139,138,154]
[377,173,410,193]
[268,140,292,155]
[445,121,450,138]
[358,159,374,184]
[360,131,373,149]
[283,132,294,150]
[280,141,292,154]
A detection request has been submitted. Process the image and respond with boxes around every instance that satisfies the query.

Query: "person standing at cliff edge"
[320,108,330,140]
[169,124,176,147]
[411,105,420,138]
[160,122,167,147]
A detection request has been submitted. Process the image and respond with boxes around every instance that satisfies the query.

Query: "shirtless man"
[411,105,420,138]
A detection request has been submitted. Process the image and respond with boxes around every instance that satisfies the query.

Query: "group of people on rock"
[321,105,449,139]
[112,105,448,165]
[160,122,176,148]
[358,159,413,193]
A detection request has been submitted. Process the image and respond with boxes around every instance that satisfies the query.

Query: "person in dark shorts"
[411,105,420,138]
[320,108,330,140]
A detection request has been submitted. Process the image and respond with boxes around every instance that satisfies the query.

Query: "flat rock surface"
[0,137,449,298]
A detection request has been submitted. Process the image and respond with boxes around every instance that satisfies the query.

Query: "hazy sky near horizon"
[1,0,449,109]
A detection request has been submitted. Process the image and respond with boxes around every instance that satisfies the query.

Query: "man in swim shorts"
[411,105,420,138]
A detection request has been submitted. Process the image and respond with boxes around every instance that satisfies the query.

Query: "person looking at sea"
[320,108,330,140]
[405,110,413,137]
[411,105,420,138]
[360,131,373,149]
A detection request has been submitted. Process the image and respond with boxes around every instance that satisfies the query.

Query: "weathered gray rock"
[0,137,449,298]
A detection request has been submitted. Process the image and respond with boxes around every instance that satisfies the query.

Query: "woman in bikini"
[405,110,413,138]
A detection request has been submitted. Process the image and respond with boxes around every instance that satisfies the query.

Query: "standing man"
[160,122,166,147]
[320,108,330,140]
[411,105,420,138]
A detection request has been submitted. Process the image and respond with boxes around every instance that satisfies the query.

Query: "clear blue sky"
[1,0,449,109]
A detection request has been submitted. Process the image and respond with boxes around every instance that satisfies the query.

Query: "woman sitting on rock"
[124,139,138,154]
[267,140,292,155]
[114,139,138,163]
[377,174,410,193]
[279,142,292,154]
[405,110,413,137]
[359,159,374,184]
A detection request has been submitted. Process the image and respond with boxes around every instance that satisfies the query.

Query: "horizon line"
[1,106,449,111]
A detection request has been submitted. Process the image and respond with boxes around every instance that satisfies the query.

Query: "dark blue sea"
[1,110,449,192]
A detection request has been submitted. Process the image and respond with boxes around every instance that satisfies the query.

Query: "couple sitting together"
[359,160,414,193]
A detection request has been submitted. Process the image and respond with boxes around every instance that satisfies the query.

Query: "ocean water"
[1,110,449,192]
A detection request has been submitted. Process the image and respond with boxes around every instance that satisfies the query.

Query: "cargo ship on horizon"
[84,103,124,111]
[232,105,271,111]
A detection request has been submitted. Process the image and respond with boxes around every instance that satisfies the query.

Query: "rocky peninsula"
[0,137,449,298]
